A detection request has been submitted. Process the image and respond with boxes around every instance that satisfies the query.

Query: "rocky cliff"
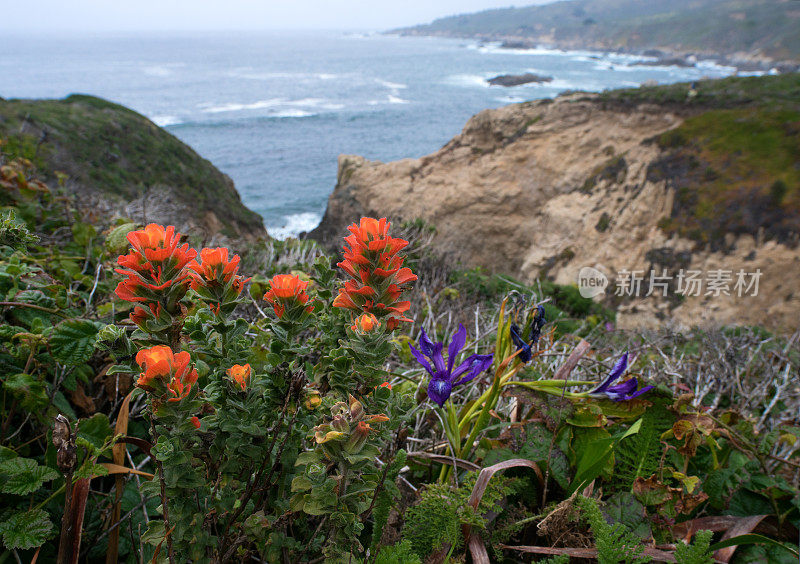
[311,75,800,331]
[0,94,266,244]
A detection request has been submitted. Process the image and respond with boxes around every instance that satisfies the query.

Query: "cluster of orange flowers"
[135,345,198,402]
[115,224,247,325]
[115,224,197,325]
[332,217,417,330]
[188,247,249,315]
[263,274,313,320]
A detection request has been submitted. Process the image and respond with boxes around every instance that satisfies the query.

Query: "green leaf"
[106,222,138,254]
[77,413,112,452]
[291,476,313,492]
[295,451,322,466]
[0,508,54,550]
[3,372,49,411]
[50,319,100,365]
[0,458,59,495]
[570,419,642,492]
[710,533,799,558]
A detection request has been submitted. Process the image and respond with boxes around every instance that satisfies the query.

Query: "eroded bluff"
[310,93,800,331]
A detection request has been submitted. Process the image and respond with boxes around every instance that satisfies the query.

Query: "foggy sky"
[2,1,555,33]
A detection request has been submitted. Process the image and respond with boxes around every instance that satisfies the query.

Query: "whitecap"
[377,79,408,90]
[445,74,491,88]
[143,65,172,77]
[270,109,314,118]
[201,98,330,114]
[317,73,338,80]
[151,115,181,127]
[267,212,322,239]
[387,95,409,104]
[495,96,527,104]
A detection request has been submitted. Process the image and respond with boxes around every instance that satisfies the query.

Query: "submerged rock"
[487,73,553,87]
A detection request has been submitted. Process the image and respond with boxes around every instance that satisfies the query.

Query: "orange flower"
[127,224,171,252]
[226,364,251,391]
[166,366,198,402]
[376,382,392,390]
[134,345,198,401]
[135,345,177,386]
[263,274,313,319]
[188,247,249,293]
[351,313,380,334]
[129,303,163,327]
[190,416,201,429]
[115,278,147,303]
[333,217,416,330]
[115,224,197,307]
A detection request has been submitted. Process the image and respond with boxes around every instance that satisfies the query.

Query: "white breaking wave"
[387,95,409,104]
[271,110,314,118]
[151,115,181,127]
[495,95,527,104]
[144,65,171,77]
[200,97,338,115]
[267,212,322,240]
[445,73,492,88]
[377,79,408,90]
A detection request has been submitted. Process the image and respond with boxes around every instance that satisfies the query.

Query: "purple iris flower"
[510,305,546,363]
[588,353,654,401]
[410,324,494,407]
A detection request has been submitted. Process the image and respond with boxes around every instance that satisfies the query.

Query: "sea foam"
[267,212,322,240]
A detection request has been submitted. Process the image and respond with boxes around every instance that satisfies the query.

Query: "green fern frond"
[674,529,714,564]
[576,496,652,564]
[614,403,673,490]
[370,449,407,554]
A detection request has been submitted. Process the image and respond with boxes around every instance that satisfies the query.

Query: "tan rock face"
[311,95,800,332]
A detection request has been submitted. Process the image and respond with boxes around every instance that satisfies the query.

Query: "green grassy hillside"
[396,0,800,62]
[0,94,264,238]
[599,74,800,247]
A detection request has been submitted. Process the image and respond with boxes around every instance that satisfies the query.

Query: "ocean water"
[0,31,737,238]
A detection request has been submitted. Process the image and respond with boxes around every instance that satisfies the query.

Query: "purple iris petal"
[590,353,628,394]
[588,352,652,401]
[419,328,435,357]
[409,343,434,376]
[427,378,452,408]
[410,327,495,407]
[509,324,532,363]
[447,324,467,372]
[625,385,655,400]
[453,354,494,386]
[430,342,446,374]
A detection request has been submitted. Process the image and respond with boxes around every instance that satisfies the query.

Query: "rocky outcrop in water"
[487,73,553,87]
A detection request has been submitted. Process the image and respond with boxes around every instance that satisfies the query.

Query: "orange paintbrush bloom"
[135,345,198,401]
[115,224,197,307]
[226,364,252,391]
[263,274,313,319]
[351,313,379,334]
[188,247,248,291]
[333,217,416,331]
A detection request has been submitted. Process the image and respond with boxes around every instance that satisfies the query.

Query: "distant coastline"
[389,31,798,75]
[390,0,800,75]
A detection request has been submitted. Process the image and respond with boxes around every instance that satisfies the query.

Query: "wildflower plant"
[102,218,414,561]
